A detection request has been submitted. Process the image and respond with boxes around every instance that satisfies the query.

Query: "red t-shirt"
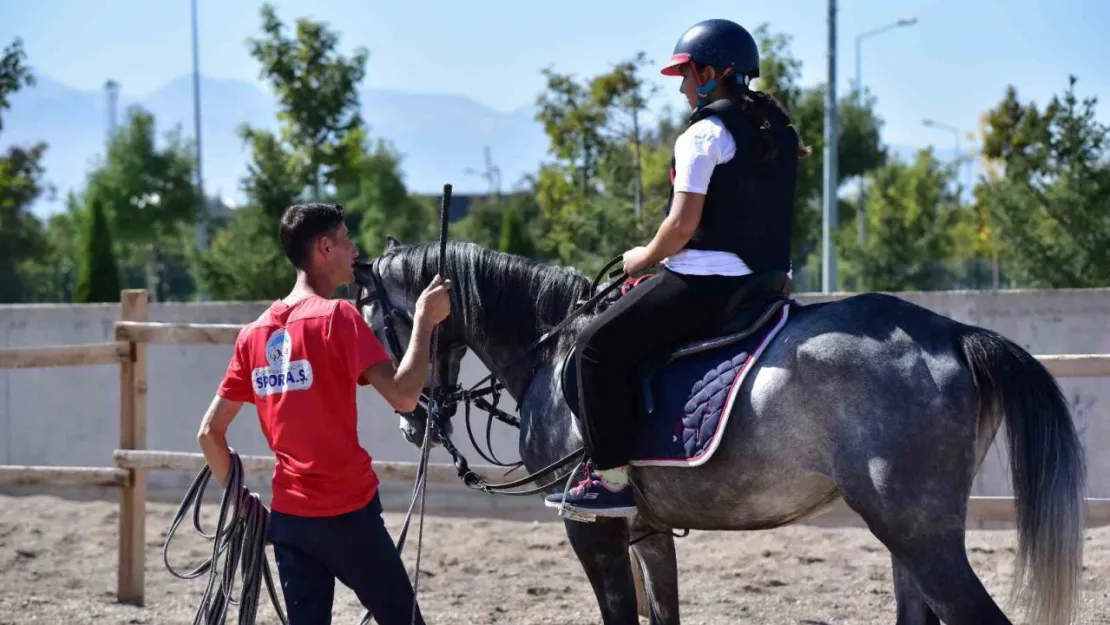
[216,295,392,517]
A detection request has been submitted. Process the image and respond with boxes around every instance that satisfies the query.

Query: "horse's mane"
[385,240,593,348]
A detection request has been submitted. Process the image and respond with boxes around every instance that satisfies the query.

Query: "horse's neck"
[461,325,543,402]
[458,283,581,401]
[428,244,587,399]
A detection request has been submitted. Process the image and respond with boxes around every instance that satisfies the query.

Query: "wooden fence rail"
[0,341,129,369]
[2,288,1110,607]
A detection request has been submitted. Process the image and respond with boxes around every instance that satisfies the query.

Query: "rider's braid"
[721,75,812,161]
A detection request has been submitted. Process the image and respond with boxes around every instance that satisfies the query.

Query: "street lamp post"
[854,17,918,243]
[923,118,995,288]
[821,0,839,294]
[191,0,208,301]
[922,118,963,189]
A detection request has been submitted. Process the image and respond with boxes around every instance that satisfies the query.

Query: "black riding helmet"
[661,19,760,103]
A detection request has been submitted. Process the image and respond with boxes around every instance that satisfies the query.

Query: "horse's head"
[353,236,468,449]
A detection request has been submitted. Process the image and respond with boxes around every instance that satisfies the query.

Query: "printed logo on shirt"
[253,328,314,397]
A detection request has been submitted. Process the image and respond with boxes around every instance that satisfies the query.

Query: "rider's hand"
[415,274,452,327]
[622,246,653,275]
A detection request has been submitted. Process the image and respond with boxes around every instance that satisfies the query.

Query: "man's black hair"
[279,203,347,269]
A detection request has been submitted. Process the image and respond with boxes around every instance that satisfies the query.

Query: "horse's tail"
[957,326,1085,625]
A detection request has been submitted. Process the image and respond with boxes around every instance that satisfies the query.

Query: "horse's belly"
[630,372,841,531]
[633,468,840,531]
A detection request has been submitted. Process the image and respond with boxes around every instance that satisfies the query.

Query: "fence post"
[117,289,148,606]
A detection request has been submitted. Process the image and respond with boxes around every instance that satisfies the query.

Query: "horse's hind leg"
[891,555,939,625]
[878,530,1010,625]
[564,517,640,625]
[838,443,1012,623]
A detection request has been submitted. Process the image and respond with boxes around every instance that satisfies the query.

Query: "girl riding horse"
[546,18,811,517]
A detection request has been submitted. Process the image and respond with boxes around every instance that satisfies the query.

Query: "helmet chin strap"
[691,64,739,107]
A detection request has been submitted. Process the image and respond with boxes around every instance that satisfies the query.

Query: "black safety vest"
[668,97,799,274]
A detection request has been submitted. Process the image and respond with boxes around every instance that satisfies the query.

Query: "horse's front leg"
[629,527,680,625]
[564,517,640,625]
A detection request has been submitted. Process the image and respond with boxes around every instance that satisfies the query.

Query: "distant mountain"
[3,74,553,217]
[2,73,979,218]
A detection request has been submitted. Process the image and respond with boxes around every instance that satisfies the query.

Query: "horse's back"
[632,292,982,530]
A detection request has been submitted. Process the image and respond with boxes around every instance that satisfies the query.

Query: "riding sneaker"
[545,468,637,517]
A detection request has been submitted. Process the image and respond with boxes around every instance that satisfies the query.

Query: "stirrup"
[553,460,599,523]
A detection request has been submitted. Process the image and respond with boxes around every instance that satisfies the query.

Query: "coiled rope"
[163,449,287,625]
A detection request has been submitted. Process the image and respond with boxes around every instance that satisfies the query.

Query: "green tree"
[0,37,34,133]
[0,142,49,302]
[245,3,368,198]
[975,76,1110,288]
[452,191,541,254]
[531,54,664,273]
[536,67,609,196]
[73,195,120,303]
[22,193,86,302]
[591,52,660,224]
[85,106,198,246]
[333,132,435,255]
[498,203,535,257]
[80,106,200,299]
[195,4,421,299]
[841,148,963,291]
[0,38,50,303]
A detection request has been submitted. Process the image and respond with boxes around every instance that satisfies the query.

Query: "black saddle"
[689,270,793,341]
[559,270,795,417]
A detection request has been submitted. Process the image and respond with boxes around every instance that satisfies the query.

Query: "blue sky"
[2,0,1108,164]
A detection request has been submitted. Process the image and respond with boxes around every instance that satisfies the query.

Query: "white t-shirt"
[663,116,752,277]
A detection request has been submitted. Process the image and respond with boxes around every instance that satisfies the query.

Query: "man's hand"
[415,274,451,327]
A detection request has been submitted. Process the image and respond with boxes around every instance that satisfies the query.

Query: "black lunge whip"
[408,182,452,625]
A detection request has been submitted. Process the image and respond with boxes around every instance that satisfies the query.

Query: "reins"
[356,251,631,498]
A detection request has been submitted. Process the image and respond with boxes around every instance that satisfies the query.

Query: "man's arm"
[358,275,451,413]
[201,329,253,488]
[197,394,244,488]
[362,314,434,413]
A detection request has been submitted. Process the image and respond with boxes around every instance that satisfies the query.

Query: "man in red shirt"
[197,202,450,624]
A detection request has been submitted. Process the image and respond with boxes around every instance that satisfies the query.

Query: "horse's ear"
[386,235,401,250]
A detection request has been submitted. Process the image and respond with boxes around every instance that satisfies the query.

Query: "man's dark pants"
[267,492,425,625]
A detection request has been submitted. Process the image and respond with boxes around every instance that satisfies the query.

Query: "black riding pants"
[267,492,425,625]
[576,267,752,470]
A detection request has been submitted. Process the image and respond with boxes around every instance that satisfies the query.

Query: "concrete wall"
[1,288,1108,517]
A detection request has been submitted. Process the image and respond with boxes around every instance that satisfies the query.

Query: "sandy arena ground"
[0,492,1107,624]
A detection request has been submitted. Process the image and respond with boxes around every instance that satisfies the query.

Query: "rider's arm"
[642,119,727,265]
[643,192,705,263]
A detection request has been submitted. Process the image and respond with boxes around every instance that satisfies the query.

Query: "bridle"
[354,251,634,497]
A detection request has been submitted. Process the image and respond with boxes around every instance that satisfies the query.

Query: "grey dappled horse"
[356,238,1086,625]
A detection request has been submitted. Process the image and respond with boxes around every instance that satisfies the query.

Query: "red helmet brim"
[660,53,691,76]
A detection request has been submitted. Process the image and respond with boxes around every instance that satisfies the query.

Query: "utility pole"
[104,80,119,144]
[464,146,502,204]
[854,17,918,243]
[191,0,208,300]
[821,0,839,294]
